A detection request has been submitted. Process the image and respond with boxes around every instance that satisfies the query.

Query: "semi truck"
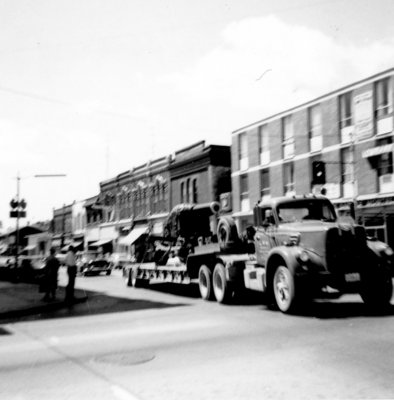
[123,195,394,313]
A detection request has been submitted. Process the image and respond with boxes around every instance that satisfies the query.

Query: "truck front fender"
[265,246,302,295]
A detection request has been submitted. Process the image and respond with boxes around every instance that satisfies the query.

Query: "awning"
[23,244,37,251]
[362,143,394,158]
[61,241,83,252]
[118,226,148,246]
[90,238,113,247]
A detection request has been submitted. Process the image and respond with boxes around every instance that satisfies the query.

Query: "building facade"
[93,141,231,255]
[232,68,394,247]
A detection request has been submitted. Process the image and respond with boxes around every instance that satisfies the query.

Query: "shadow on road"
[1,288,188,324]
[293,300,394,319]
[143,282,202,299]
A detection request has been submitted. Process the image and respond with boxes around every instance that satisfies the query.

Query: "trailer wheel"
[273,266,296,313]
[213,263,233,304]
[198,265,214,301]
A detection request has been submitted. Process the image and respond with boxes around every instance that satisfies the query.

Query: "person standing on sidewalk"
[64,245,77,304]
[42,247,60,301]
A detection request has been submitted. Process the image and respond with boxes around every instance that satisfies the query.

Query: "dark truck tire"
[217,216,239,251]
[213,263,233,304]
[273,266,296,313]
[199,265,214,301]
[360,267,393,309]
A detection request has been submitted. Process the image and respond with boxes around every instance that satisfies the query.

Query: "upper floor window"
[309,105,322,152]
[375,78,393,118]
[260,169,270,201]
[239,132,248,171]
[258,125,270,165]
[192,179,198,203]
[240,174,249,212]
[339,92,353,129]
[282,116,294,159]
[283,162,295,196]
[180,182,186,203]
[376,137,394,194]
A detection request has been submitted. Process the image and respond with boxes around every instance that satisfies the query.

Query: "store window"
[282,116,294,159]
[239,132,248,171]
[240,174,249,212]
[309,105,322,152]
[283,162,295,196]
[260,169,270,201]
[258,125,270,165]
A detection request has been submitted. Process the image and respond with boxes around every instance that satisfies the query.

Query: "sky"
[1,0,394,231]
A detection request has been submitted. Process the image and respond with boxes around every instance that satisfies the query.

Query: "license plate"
[345,272,360,283]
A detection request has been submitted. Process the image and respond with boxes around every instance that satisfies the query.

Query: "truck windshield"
[276,200,336,223]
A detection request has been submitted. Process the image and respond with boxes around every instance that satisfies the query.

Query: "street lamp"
[10,172,66,269]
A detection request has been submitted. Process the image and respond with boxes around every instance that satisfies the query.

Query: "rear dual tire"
[198,263,233,303]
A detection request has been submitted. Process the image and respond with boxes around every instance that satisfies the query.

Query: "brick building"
[231,68,394,247]
[95,141,231,255]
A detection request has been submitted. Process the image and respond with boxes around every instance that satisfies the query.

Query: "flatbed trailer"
[123,242,256,303]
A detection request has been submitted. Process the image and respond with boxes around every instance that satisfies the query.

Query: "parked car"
[76,252,112,276]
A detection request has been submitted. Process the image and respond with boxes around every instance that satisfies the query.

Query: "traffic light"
[312,161,326,185]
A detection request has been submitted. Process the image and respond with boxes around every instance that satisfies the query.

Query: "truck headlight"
[383,247,394,257]
[297,250,309,263]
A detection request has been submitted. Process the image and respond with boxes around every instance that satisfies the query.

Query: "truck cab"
[247,195,393,312]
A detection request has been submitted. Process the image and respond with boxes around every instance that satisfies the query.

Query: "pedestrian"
[42,247,60,301]
[65,245,77,304]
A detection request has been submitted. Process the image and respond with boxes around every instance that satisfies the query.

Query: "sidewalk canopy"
[22,244,37,252]
[61,241,83,252]
[118,226,149,246]
[90,238,113,247]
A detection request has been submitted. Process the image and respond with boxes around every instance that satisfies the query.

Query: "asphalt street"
[1,269,394,400]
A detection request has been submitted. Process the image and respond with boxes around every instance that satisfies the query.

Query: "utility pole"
[9,173,66,270]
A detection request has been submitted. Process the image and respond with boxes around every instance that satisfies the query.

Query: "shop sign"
[354,91,373,141]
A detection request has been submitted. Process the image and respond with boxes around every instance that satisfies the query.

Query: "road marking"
[112,385,141,400]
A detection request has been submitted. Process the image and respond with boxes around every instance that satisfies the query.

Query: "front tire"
[361,268,393,309]
[198,265,214,301]
[213,263,233,303]
[273,266,296,313]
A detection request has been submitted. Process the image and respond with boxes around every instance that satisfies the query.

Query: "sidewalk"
[0,280,88,321]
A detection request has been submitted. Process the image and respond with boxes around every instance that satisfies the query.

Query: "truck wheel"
[273,266,296,313]
[360,268,393,309]
[213,263,233,304]
[217,216,239,251]
[199,265,214,301]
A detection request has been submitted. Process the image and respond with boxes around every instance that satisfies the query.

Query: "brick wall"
[322,97,340,148]
[294,108,308,155]
[231,134,240,171]
[268,119,282,162]
[355,142,378,195]
[247,127,260,168]
[295,158,311,193]
[270,164,283,196]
